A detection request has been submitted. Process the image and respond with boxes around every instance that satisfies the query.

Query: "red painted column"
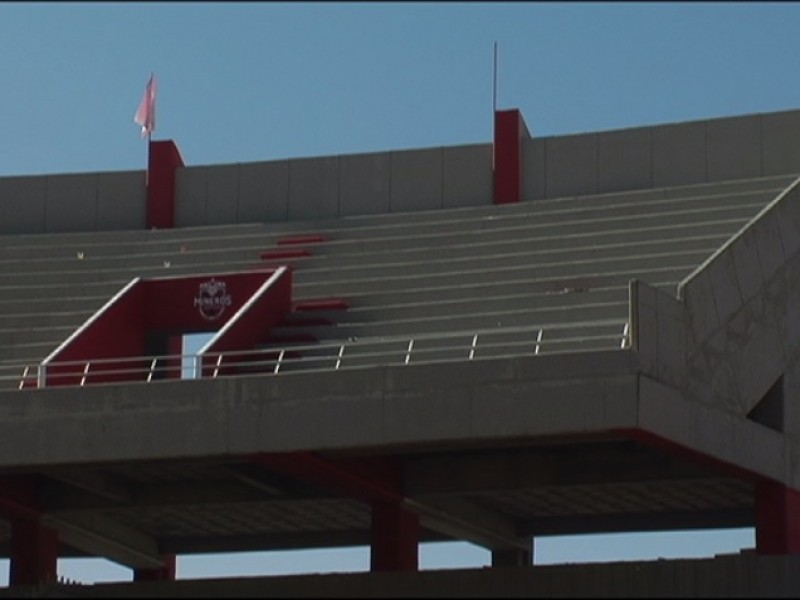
[493,109,531,205]
[755,481,800,554]
[133,555,176,582]
[251,453,420,572]
[147,140,185,230]
[370,500,419,572]
[9,519,58,586]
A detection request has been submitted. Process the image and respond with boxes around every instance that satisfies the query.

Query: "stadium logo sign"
[193,278,232,321]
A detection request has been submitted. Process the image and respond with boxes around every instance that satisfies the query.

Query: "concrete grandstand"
[0,107,799,596]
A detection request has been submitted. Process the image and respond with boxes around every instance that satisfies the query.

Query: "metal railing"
[2,320,632,390]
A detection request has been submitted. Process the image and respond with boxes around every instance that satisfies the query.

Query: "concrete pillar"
[9,519,58,586]
[370,500,419,572]
[493,109,531,204]
[133,554,176,581]
[755,481,800,554]
[147,140,185,229]
[491,538,533,567]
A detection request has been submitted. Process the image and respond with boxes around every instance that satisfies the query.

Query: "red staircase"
[259,234,326,264]
[242,234,350,374]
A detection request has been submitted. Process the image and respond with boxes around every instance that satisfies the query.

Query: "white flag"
[134,73,157,138]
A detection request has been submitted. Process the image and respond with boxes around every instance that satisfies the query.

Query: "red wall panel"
[145,270,279,333]
[44,281,147,386]
[493,109,525,205]
[199,267,292,377]
[41,269,289,387]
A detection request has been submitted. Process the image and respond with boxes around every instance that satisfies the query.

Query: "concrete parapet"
[2,109,799,235]
[675,176,800,415]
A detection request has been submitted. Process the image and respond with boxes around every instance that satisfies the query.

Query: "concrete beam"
[404,442,715,496]
[409,496,529,552]
[0,352,639,471]
[42,511,164,570]
[42,469,133,503]
[522,507,754,536]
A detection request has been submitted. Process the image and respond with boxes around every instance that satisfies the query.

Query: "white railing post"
[335,344,345,370]
[468,334,478,360]
[18,366,30,390]
[404,339,414,365]
[79,362,92,386]
[212,354,224,378]
[621,322,630,349]
[274,349,285,374]
[37,363,47,389]
[146,357,158,382]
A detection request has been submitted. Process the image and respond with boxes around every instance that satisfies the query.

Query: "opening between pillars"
[183,332,215,379]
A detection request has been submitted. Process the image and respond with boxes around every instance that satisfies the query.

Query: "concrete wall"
[174,143,493,228]
[632,175,800,487]
[523,109,800,201]
[3,109,800,234]
[0,171,145,235]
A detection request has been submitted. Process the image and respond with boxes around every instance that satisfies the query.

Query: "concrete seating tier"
[0,174,793,389]
[0,182,782,273]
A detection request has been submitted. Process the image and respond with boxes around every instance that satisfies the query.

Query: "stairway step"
[260,248,312,261]
[293,298,350,312]
[261,333,319,345]
[277,234,326,246]
[279,315,334,327]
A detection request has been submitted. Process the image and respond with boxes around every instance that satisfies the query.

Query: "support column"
[9,519,58,586]
[493,109,531,205]
[133,554,176,582]
[147,140,185,230]
[755,481,800,554]
[370,500,419,572]
[250,453,420,572]
[491,537,533,567]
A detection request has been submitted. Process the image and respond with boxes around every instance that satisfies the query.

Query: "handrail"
[677,174,800,300]
[9,319,633,390]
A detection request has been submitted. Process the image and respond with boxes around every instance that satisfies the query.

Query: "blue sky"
[1,2,798,177]
[0,0,785,584]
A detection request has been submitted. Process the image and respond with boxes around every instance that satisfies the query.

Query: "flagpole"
[145,131,151,187]
[136,73,156,186]
[493,41,498,114]
[492,42,498,173]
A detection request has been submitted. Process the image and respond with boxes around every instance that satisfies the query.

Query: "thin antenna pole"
[145,131,151,187]
[492,41,498,174]
[493,41,498,113]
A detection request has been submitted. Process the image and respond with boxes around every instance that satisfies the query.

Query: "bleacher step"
[277,234,326,246]
[260,248,312,261]
[293,298,350,312]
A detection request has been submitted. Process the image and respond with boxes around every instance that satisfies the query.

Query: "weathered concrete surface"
[0,352,639,469]
[629,176,800,489]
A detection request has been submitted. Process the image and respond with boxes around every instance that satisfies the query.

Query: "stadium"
[0,105,798,596]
